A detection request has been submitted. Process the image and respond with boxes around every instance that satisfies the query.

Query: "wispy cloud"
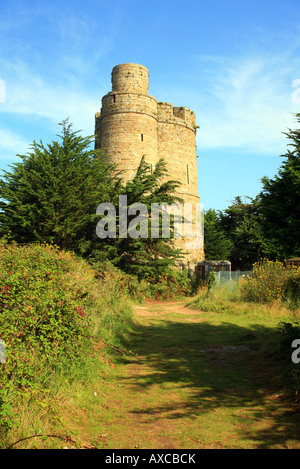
[0,55,109,166]
[0,62,102,131]
[0,128,29,163]
[194,52,300,155]
[0,3,116,149]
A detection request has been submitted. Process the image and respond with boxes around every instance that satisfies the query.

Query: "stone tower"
[95,63,204,272]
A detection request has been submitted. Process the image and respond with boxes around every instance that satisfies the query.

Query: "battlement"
[157,102,196,131]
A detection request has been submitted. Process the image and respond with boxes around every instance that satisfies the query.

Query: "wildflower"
[76,306,85,317]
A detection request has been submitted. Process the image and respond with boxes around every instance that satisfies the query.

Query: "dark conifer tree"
[95,156,185,281]
[260,113,300,259]
[0,122,185,281]
[0,119,119,255]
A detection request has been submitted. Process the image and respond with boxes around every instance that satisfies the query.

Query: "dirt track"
[85,300,300,449]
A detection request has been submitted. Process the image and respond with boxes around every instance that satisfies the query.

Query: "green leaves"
[204,209,233,261]
[95,156,184,282]
[0,243,89,374]
[0,121,184,282]
[260,115,300,259]
[0,119,117,255]
[0,241,136,439]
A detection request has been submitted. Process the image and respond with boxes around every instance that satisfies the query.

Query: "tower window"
[141,134,144,141]
[187,164,189,184]
[112,94,116,103]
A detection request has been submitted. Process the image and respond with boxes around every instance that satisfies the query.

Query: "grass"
[2,249,300,449]
[190,281,299,351]
[190,280,299,319]
[62,298,300,449]
[4,290,300,448]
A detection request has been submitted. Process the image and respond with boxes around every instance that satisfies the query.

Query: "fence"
[214,271,252,285]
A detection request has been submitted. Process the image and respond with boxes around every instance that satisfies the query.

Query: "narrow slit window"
[112,94,116,103]
[187,164,189,184]
[141,134,144,141]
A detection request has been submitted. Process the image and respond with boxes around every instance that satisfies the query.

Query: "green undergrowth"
[88,258,193,302]
[0,240,193,448]
[0,240,134,448]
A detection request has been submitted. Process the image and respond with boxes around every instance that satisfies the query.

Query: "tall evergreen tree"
[219,196,267,269]
[94,156,185,281]
[204,208,233,260]
[0,119,119,255]
[0,122,185,280]
[260,113,300,259]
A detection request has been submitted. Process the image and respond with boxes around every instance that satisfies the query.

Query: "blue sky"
[1,0,300,211]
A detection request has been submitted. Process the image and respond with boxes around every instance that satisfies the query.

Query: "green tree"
[260,113,300,259]
[94,156,185,281]
[0,119,119,255]
[204,208,232,260]
[0,121,188,281]
[219,196,267,270]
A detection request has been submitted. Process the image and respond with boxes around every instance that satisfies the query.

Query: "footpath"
[76,300,300,449]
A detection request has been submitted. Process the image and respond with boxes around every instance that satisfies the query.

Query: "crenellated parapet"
[157,102,197,131]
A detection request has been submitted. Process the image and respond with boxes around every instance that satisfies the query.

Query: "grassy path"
[68,299,300,449]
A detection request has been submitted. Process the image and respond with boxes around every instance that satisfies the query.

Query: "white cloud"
[0,56,109,167]
[0,4,114,136]
[0,59,107,136]
[194,53,300,155]
[0,128,29,163]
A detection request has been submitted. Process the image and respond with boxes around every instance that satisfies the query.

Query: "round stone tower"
[95,63,158,181]
[95,63,204,271]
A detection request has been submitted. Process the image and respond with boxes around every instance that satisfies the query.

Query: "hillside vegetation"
[0,240,135,447]
[0,239,194,448]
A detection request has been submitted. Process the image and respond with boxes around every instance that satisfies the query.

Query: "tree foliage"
[219,196,268,269]
[0,121,185,281]
[204,208,232,261]
[213,115,300,267]
[260,113,300,259]
[93,156,185,281]
[0,119,119,255]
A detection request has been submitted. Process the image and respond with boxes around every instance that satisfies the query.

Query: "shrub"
[207,272,217,292]
[88,257,151,303]
[282,269,300,307]
[0,242,90,382]
[147,269,192,300]
[89,257,192,301]
[0,241,133,436]
[240,259,289,303]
